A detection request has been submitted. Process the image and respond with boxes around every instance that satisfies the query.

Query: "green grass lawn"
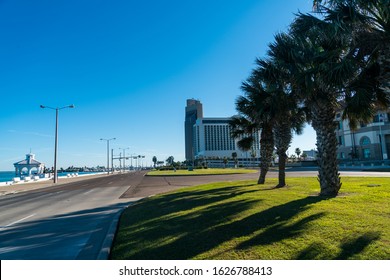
[147,168,257,176]
[110,177,390,260]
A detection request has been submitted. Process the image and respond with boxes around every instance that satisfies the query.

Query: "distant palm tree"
[231,152,238,168]
[166,156,174,166]
[295,148,301,159]
[223,157,228,168]
[152,156,157,168]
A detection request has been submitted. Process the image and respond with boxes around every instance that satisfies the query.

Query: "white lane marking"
[0,214,36,231]
[108,182,113,185]
[83,189,94,195]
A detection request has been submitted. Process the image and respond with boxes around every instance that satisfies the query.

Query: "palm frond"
[237,137,254,151]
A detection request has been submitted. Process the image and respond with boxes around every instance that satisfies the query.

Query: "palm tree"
[254,58,306,188]
[223,157,228,168]
[231,152,238,168]
[313,0,390,97]
[265,20,347,195]
[285,15,351,196]
[152,156,157,169]
[230,74,275,184]
[166,156,174,167]
[295,148,301,159]
[283,4,389,195]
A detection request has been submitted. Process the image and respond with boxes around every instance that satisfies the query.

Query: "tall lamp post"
[40,104,75,183]
[100,138,116,174]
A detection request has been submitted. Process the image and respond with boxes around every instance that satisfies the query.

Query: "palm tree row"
[230,0,389,196]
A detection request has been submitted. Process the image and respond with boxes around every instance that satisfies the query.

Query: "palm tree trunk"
[311,102,341,196]
[258,124,274,184]
[277,152,287,187]
[274,120,292,188]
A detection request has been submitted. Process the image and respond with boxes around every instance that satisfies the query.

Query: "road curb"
[97,208,125,260]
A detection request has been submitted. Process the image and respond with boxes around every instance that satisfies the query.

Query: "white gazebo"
[14,153,45,177]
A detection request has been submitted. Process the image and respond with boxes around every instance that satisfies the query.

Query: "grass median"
[147,168,257,176]
[110,176,390,260]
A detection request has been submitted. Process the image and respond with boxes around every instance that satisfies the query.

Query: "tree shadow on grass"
[112,186,328,259]
[336,232,381,259]
[296,232,381,259]
[236,212,326,250]
[131,184,260,220]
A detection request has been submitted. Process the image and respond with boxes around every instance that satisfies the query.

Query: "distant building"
[335,109,390,161]
[184,99,203,162]
[302,149,317,160]
[185,99,260,167]
[14,153,45,177]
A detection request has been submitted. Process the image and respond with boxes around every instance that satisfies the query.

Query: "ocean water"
[0,171,100,183]
[0,171,15,183]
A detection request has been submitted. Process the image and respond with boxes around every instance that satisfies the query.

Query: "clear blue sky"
[0,0,316,170]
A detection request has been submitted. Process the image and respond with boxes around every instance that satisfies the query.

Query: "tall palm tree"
[282,5,389,196]
[254,58,306,188]
[230,57,306,187]
[311,1,389,132]
[229,75,275,184]
[266,17,353,196]
[313,0,390,97]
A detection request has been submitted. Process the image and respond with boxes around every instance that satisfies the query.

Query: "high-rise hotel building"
[184,99,203,161]
[185,99,260,165]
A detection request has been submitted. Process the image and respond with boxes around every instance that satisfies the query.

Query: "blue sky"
[0,0,316,170]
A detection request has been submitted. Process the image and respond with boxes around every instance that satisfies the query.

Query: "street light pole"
[119,147,130,172]
[40,104,75,183]
[100,138,116,174]
[129,154,136,170]
[54,108,59,183]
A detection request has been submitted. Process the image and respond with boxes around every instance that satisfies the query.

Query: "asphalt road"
[0,171,146,260]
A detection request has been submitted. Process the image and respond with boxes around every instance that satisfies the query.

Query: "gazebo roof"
[14,154,44,167]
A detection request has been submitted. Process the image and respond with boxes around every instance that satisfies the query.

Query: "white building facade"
[192,117,261,167]
[336,110,390,161]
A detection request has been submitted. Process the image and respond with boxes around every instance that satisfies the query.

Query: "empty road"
[0,171,147,260]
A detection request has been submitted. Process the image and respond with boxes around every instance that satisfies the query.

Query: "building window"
[363,148,371,159]
[360,136,371,146]
[337,121,343,130]
[340,152,345,159]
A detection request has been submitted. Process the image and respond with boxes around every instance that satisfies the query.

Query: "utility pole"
[40,104,75,183]
[100,138,116,174]
[111,148,114,174]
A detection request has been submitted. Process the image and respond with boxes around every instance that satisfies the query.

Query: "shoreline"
[0,172,106,187]
[0,172,114,196]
